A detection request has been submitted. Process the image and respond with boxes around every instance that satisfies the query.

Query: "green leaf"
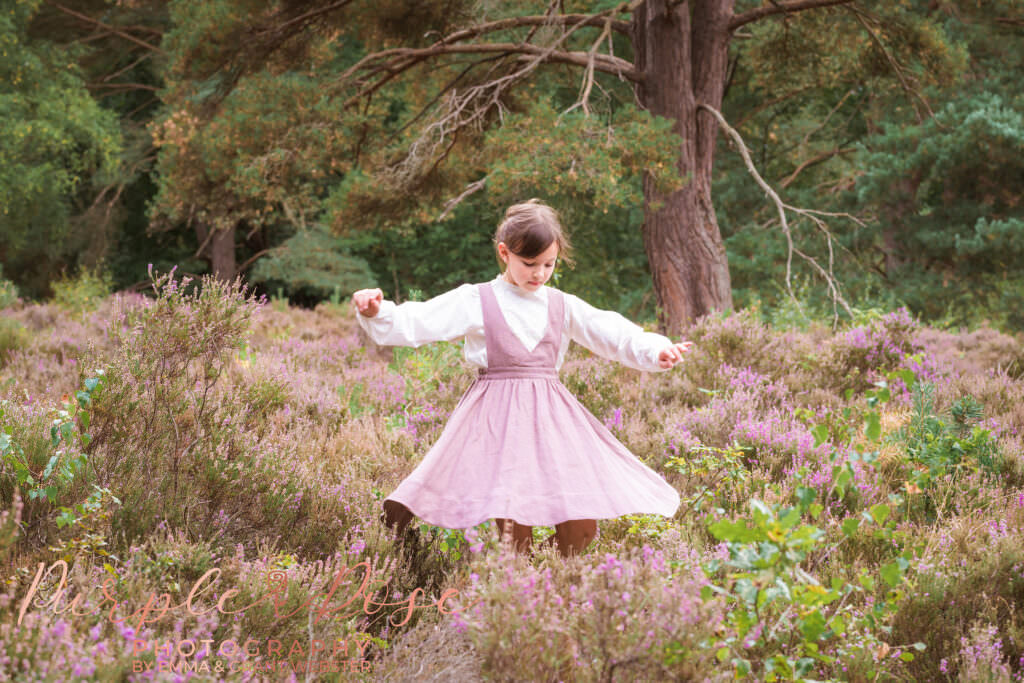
[880,561,903,587]
[84,377,100,392]
[842,517,860,537]
[708,519,760,543]
[799,610,827,642]
[865,411,882,442]
[732,658,752,676]
[900,652,915,662]
[893,369,916,390]
[869,503,890,526]
[796,486,817,509]
[811,423,829,447]
[43,454,59,479]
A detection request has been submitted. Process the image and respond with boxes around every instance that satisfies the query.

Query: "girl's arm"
[351,284,477,348]
[565,293,687,372]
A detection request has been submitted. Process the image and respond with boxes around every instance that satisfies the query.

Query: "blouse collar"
[492,273,547,300]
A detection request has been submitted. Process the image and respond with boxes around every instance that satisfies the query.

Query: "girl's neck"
[499,271,540,296]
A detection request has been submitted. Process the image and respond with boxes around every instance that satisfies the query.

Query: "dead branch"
[369,10,636,192]
[44,0,166,55]
[340,2,642,99]
[699,103,856,327]
[344,42,640,102]
[253,0,356,36]
[437,176,488,221]
[848,6,934,122]
[564,17,614,117]
[86,82,160,92]
[234,249,271,277]
[730,0,856,31]
[779,147,855,188]
[100,53,154,83]
[434,13,631,44]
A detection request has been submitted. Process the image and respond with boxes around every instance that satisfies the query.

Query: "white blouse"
[357,274,673,372]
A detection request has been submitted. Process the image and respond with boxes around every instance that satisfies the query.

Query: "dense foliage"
[0,1,1018,328]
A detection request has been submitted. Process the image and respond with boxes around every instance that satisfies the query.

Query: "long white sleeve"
[564,292,672,372]
[356,275,672,372]
[356,283,481,348]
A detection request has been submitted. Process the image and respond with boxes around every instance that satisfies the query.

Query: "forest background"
[2,0,1022,332]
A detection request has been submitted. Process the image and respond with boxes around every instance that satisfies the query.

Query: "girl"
[351,199,691,557]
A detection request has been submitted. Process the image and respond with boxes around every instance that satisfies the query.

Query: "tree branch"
[341,3,642,95]
[699,104,856,326]
[44,0,166,55]
[86,82,160,92]
[436,13,631,44]
[779,147,855,188]
[849,5,933,122]
[564,18,614,117]
[730,0,855,31]
[253,0,356,36]
[234,249,271,277]
[343,42,641,94]
[437,176,488,221]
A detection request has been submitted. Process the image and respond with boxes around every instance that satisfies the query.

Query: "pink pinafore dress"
[383,282,680,528]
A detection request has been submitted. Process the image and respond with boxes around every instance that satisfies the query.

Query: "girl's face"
[498,241,558,292]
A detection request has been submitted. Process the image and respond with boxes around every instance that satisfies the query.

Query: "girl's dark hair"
[493,199,575,268]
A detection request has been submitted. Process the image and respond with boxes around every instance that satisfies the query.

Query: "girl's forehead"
[523,243,559,260]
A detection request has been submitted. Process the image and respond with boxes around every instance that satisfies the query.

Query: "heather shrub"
[0,319,27,368]
[683,309,779,389]
[561,354,628,419]
[84,271,264,543]
[451,539,725,682]
[816,308,926,395]
[372,612,484,681]
[4,274,1024,681]
[893,501,1024,681]
[947,622,1019,683]
[916,325,1024,379]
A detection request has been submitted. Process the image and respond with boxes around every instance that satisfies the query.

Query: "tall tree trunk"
[194,222,237,282]
[633,0,734,336]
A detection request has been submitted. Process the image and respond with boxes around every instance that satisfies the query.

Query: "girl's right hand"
[352,288,383,317]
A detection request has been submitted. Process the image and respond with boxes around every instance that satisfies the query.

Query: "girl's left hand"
[658,341,693,369]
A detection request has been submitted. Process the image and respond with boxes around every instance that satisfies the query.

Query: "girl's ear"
[497,242,509,264]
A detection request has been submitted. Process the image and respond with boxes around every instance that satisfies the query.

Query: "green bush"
[0,276,18,309]
[0,318,27,366]
[50,265,113,315]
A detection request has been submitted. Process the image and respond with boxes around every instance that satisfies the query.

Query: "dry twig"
[699,104,859,327]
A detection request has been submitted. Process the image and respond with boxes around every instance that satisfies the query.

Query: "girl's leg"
[494,518,533,554]
[382,500,414,537]
[552,519,597,557]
